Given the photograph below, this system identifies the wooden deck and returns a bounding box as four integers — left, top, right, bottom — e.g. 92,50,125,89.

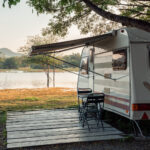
7,109,125,149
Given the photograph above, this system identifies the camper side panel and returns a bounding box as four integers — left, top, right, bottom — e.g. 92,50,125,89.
94,47,130,117
93,29,130,117
130,43,150,120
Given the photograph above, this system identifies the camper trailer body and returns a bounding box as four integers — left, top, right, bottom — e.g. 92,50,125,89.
78,28,150,121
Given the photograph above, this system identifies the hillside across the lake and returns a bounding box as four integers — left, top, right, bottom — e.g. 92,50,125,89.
0,48,23,58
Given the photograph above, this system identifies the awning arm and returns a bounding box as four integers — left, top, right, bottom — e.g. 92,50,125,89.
50,63,88,79
46,54,116,81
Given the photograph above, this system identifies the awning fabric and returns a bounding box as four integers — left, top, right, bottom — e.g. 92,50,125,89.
30,32,114,56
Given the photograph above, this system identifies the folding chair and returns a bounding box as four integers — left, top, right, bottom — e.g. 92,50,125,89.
80,93,105,131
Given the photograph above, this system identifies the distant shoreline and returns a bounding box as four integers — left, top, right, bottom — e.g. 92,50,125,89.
0,68,79,73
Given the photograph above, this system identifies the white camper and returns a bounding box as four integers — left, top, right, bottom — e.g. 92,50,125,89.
30,27,150,122
78,27,150,121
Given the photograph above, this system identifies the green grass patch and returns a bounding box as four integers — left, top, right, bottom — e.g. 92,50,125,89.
19,97,39,101
0,111,7,149
0,111,6,125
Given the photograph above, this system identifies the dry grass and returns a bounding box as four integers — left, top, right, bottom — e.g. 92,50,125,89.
0,88,77,111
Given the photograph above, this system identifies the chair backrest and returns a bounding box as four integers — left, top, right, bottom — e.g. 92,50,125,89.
87,93,105,103
78,88,92,94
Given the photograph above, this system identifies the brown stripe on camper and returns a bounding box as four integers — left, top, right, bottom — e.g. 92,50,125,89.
105,95,129,103
105,98,130,110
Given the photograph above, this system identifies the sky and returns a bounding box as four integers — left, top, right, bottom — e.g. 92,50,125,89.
0,1,87,53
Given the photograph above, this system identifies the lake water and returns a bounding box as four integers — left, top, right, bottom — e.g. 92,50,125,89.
0,72,78,89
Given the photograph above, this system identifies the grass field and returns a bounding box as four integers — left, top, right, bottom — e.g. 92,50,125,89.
0,88,77,111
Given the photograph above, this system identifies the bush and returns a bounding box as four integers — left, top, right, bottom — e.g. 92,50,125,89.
3,57,19,69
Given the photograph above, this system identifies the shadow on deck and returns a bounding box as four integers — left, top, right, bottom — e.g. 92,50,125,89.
6,109,125,149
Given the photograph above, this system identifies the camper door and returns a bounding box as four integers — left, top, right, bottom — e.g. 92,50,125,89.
89,48,95,91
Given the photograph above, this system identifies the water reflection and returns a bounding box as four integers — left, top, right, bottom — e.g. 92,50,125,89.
0,72,77,89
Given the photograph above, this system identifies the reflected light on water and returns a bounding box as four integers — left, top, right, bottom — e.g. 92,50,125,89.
0,72,77,89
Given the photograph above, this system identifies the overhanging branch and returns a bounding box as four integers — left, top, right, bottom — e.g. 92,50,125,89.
81,0,150,32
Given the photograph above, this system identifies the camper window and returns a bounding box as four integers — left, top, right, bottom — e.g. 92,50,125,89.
81,57,88,75
112,49,127,70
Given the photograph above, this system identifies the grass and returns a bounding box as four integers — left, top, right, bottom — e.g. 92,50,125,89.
0,111,7,149
19,97,39,101
0,88,78,111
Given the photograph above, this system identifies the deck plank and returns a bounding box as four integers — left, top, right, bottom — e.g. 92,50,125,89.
7,109,125,149
8,130,122,143
7,121,112,131
7,109,77,116
6,121,111,130
7,135,123,148
7,128,119,139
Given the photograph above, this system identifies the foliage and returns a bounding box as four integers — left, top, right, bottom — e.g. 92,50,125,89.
63,53,81,68
0,53,81,70
19,34,58,54
30,63,44,69
2,57,19,69
0,111,7,149
20,97,39,101
0,57,4,68
13,56,29,68
27,55,59,66
18,33,60,87
27,55,62,72
3,0,150,36
0,56,29,69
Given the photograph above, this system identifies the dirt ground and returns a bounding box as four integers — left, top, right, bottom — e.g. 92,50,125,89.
8,139,150,150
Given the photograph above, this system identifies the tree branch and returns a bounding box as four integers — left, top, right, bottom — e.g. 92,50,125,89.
119,9,150,16
81,0,150,32
132,0,150,1
115,3,150,8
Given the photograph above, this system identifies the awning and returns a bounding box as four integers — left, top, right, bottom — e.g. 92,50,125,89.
30,32,115,56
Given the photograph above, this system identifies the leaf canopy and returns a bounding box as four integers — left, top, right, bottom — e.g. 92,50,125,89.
3,0,150,35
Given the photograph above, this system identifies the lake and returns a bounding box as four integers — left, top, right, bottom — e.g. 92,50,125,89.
0,72,78,89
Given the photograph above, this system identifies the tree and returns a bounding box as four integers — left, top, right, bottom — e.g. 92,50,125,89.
19,34,60,88
3,0,150,36
27,55,60,88
3,57,19,69
63,53,81,68
19,34,58,54
0,56,4,69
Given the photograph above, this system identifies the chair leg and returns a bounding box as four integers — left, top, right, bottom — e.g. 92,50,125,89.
80,101,104,131
78,97,80,112
97,103,104,130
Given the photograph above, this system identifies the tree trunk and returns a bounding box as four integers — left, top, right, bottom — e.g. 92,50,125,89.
82,0,150,32
47,65,50,88
53,66,55,87
53,53,55,87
